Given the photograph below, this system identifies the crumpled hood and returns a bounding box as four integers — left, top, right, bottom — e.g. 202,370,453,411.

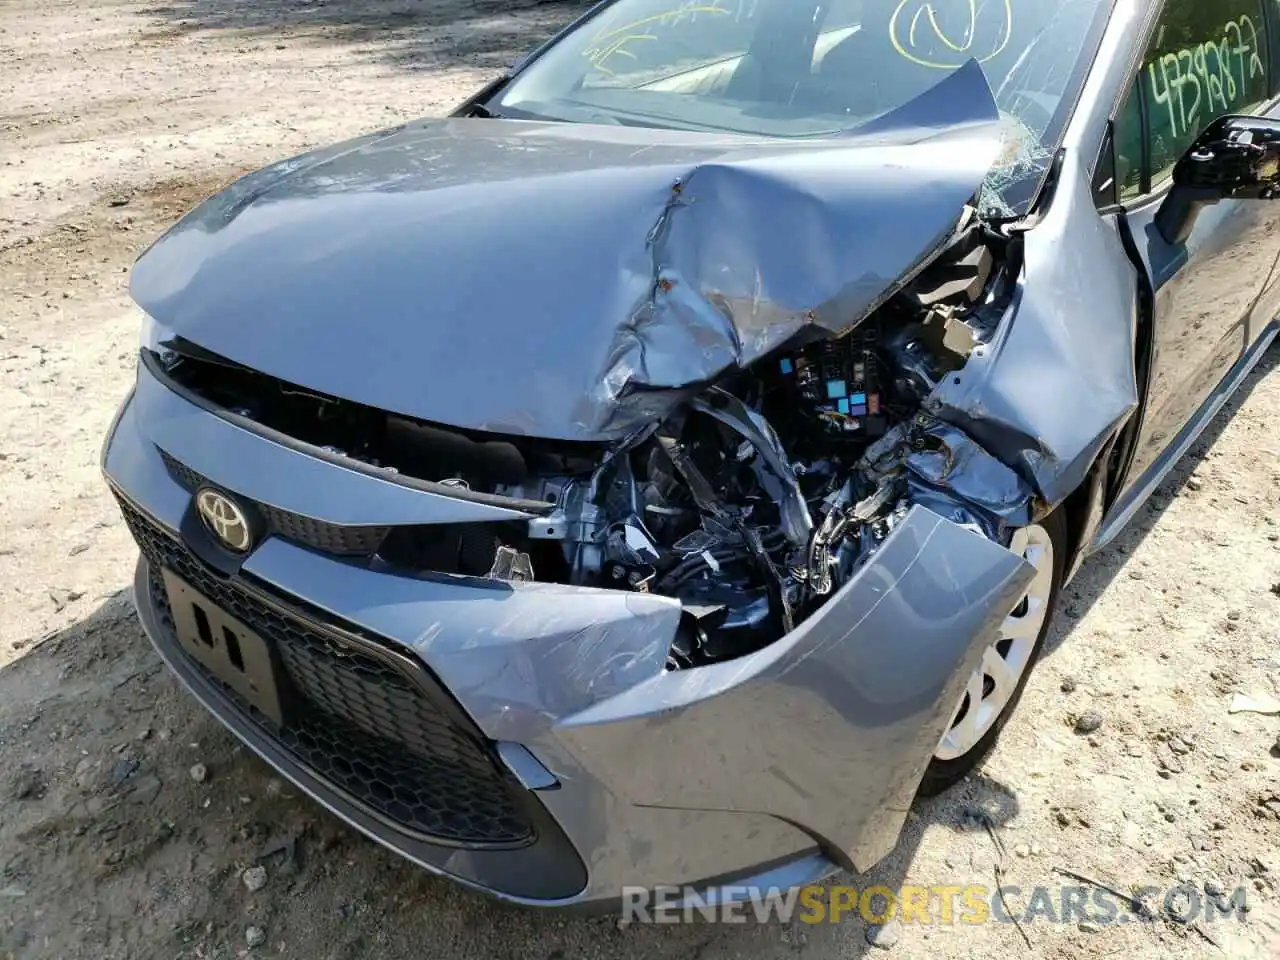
132,62,1003,441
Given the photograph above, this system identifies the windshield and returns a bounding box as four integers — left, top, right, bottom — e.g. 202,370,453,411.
493,0,1114,216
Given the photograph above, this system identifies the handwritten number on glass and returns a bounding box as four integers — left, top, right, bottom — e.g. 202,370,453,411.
1146,15,1267,144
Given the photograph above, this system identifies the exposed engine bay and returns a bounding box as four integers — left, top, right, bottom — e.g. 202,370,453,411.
491,214,1010,669
154,210,1024,670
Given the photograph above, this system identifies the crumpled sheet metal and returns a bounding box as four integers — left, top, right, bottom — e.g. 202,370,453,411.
131,63,1003,442
925,151,1141,510
904,420,1038,529
859,418,1036,533
591,60,1006,433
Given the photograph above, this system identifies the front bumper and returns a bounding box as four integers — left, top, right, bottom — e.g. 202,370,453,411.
103,359,1034,906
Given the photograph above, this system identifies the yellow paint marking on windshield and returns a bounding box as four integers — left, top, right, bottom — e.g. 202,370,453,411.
588,5,730,45
890,0,1013,69
582,3,732,72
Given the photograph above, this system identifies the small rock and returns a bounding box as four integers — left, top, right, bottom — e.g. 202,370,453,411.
866,919,901,950
1060,677,1077,693
136,727,151,741
1128,568,1145,580
1055,810,1072,827
1186,477,1203,491
10,766,44,800
106,195,131,208
128,774,162,804
1078,920,1101,933
1164,811,1176,823
68,542,89,556
1030,842,1042,857
245,925,266,949
242,866,268,892
1205,878,1225,897
1271,583,1280,597
1227,610,1241,621
189,763,208,784
110,758,139,786
1014,843,1031,858
781,923,807,949
1074,711,1104,734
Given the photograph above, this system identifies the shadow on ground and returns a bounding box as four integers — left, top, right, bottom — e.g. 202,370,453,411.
142,0,588,72
3,345,1275,958
0,593,1025,959
1042,343,1280,660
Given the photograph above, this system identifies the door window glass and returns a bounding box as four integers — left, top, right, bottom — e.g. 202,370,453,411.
1115,0,1271,200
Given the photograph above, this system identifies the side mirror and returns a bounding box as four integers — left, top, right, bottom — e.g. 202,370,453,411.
1155,115,1280,245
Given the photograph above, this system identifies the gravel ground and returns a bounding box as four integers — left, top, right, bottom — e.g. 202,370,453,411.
2,1,1279,958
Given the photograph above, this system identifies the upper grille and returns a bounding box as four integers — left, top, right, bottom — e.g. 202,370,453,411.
159,449,389,557
117,494,534,846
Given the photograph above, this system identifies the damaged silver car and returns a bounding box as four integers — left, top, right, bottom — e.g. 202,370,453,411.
103,0,1280,904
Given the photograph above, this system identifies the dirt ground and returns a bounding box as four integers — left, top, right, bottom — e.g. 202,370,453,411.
2,0,1279,957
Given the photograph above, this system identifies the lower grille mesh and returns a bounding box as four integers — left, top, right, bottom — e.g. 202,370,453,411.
118,495,533,846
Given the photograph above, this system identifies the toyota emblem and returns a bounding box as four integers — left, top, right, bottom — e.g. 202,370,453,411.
195,488,253,553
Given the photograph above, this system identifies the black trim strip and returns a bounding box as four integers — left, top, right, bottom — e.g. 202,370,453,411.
140,348,557,516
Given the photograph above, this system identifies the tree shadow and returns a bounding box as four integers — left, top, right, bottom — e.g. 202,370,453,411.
141,0,588,73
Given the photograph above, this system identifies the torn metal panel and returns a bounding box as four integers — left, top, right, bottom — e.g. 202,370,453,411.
925,152,1141,509
903,420,1038,530
131,65,1003,442
553,505,1034,871
598,62,1005,429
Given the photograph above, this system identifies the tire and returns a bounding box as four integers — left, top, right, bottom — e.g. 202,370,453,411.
917,508,1067,797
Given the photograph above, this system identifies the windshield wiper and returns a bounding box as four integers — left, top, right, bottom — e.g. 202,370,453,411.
468,103,507,120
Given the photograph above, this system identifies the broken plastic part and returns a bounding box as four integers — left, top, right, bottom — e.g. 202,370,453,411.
487,546,535,583
691,388,812,549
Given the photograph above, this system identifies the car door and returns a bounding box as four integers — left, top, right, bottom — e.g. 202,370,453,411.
1113,0,1280,488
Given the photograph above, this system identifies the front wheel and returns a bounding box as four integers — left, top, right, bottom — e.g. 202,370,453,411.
918,509,1066,797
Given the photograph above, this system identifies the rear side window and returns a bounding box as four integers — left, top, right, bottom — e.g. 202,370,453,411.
1115,0,1272,200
